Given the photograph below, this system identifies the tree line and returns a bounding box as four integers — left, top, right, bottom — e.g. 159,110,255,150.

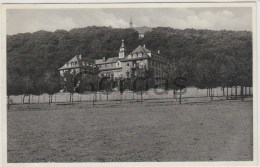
7,26,252,103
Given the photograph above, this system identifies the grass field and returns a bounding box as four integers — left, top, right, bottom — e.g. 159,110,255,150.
7,97,253,162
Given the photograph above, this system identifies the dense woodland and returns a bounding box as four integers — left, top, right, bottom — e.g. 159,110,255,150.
7,26,252,102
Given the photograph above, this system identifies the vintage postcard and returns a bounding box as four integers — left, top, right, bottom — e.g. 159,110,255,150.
1,2,257,167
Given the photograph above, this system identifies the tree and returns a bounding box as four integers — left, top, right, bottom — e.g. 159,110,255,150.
7,72,23,107
62,71,75,103
7,72,23,97
99,76,113,101
133,77,148,103
33,77,45,103
7,26,252,99
21,75,34,104
74,71,99,107
43,72,60,105
162,59,178,99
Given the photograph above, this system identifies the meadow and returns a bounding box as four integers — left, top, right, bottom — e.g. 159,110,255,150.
7,96,253,162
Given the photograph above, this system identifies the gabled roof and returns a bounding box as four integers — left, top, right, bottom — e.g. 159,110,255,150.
130,45,151,54
59,55,82,70
59,55,96,70
95,57,119,65
119,45,151,61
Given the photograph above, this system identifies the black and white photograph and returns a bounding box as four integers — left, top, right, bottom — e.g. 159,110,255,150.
2,2,257,166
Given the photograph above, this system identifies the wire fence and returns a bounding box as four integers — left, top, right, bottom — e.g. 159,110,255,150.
8,86,252,104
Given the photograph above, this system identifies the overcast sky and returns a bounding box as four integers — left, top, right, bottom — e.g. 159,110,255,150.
7,7,252,35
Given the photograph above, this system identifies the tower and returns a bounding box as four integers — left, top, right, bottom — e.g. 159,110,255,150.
119,39,125,58
129,17,133,29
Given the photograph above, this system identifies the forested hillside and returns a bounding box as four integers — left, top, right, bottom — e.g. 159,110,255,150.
142,27,252,88
7,26,252,96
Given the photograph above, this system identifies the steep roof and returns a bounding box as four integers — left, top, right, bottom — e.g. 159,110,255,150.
59,55,82,70
59,55,96,70
95,57,119,65
130,45,151,54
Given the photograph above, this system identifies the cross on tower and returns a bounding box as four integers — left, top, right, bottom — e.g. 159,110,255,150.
129,17,133,29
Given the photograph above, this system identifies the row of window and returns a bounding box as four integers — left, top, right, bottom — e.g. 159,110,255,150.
153,69,164,77
62,68,78,74
98,60,163,69
128,52,144,59
99,63,116,69
149,60,164,68
82,62,95,67
153,54,166,62
62,68,97,74
67,61,78,67
67,61,97,68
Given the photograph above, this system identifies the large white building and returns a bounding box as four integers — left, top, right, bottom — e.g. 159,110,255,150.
58,39,168,84
58,55,98,77
95,40,168,83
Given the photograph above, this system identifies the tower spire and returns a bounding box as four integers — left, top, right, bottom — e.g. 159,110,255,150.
119,39,125,58
129,17,133,29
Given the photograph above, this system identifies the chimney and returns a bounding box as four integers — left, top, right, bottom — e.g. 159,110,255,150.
143,44,146,48
79,54,82,59
103,57,106,62
158,50,160,54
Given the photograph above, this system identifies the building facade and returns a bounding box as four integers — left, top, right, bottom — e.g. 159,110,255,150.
58,55,98,77
95,40,168,83
59,40,168,84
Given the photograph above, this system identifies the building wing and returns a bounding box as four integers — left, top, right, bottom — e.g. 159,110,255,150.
95,57,119,65
58,55,83,70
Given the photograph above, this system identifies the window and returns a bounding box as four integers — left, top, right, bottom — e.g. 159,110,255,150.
105,64,107,67
111,64,113,67
127,63,129,66
75,61,77,65
71,62,73,66
66,63,69,66
118,62,119,66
